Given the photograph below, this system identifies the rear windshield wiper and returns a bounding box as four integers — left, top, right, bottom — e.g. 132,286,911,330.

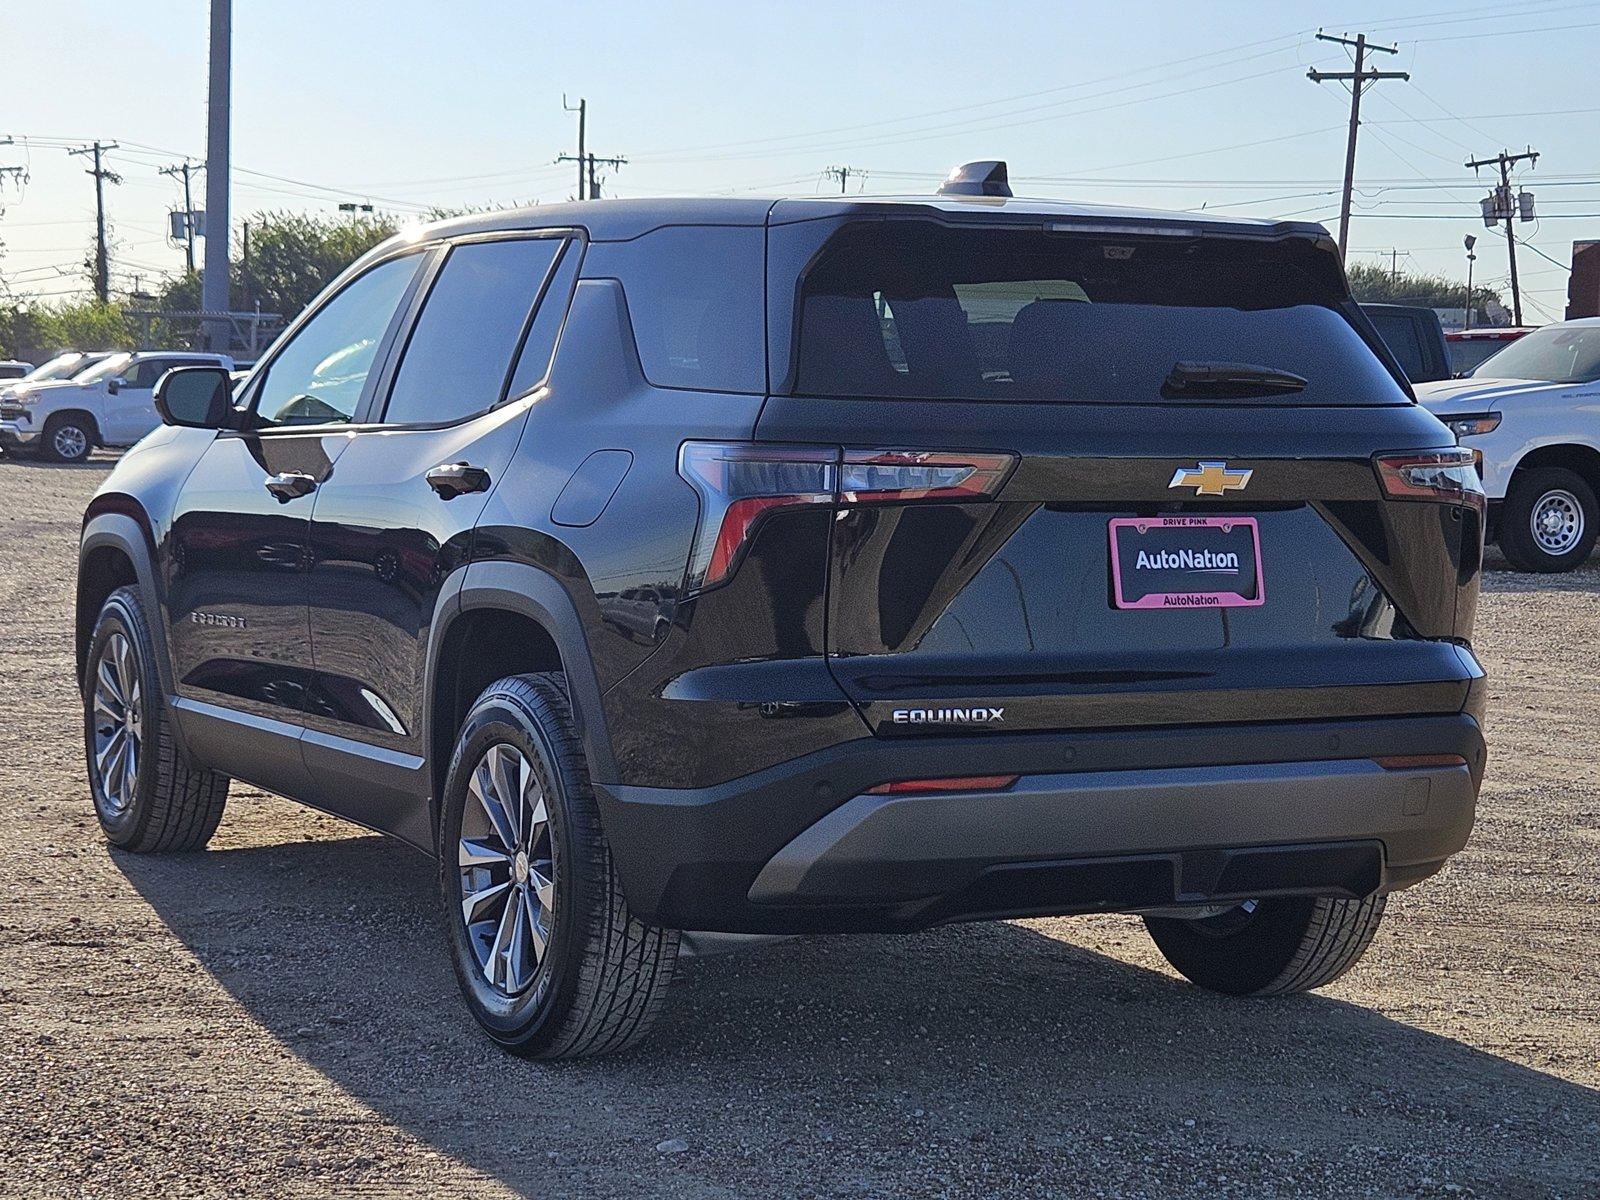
1162,360,1309,397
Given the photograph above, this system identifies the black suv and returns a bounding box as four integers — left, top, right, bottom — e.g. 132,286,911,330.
77,163,1488,1058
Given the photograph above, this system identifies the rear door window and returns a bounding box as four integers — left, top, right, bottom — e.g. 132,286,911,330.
382,236,564,425
507,238,583,395
790,220,1405,405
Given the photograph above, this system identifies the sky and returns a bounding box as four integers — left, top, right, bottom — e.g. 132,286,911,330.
3,0,1598,321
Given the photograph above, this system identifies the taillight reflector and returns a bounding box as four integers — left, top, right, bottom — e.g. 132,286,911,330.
1372,754,1467,770
867,775,1019,795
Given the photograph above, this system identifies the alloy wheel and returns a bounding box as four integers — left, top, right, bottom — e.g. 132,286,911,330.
1531,488,1584,556
53,424,89,460
91,631,142,815
458,743,556,995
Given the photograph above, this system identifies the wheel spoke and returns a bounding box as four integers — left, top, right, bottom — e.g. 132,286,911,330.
485,890,519,988
488,745,524,847
529,865,555,914
524,789,548,847
469,759,516,849
524,888,548,963
458,837,511,868
97,658,124,708
122,734,138,795
505,889,530,989
97,726,124,782
113,637,136,708
461,878,512,925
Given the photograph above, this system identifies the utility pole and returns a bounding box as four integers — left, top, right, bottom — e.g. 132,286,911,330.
583,152,626,200
824,166,864,194
201,0,232,351
1307,31,1409,259
67,142,121,303
241,220,252,312
559,149,625,201
563,96,586,200
1468,147,1539,326
160,159,200,274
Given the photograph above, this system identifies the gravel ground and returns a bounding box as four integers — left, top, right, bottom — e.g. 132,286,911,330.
1,453,1596,1200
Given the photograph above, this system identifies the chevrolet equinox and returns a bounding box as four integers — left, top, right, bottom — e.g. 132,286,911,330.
77,162,1488,1058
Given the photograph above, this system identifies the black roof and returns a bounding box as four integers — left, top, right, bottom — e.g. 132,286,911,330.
394,194,1334,247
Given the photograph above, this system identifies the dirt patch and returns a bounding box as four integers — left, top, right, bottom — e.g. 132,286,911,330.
1,455,1595,1198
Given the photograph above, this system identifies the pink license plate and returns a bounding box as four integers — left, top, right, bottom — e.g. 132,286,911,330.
1108,516,1265,610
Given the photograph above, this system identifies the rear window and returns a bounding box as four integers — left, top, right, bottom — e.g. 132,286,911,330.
791,221,1405,405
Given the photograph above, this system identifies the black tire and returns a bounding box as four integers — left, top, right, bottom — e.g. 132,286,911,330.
1498,466,1599,573
84,586,229,852
41,412,95,463
438,672,678,1058
1144,894,1386,996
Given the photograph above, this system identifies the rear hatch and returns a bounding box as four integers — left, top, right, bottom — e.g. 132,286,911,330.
755,210,1484,736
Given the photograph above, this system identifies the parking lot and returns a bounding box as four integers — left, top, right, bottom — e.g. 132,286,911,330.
1,453,1595,1199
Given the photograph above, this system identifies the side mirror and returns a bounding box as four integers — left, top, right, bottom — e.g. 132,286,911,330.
154,366,233,430
106,379,120,395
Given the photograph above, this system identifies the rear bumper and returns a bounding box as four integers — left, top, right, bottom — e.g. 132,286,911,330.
594,711,1486,933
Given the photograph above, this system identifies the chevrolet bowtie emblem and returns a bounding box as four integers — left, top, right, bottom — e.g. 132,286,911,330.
1169,461,1252,497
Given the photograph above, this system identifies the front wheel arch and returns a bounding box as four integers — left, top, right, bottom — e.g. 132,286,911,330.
41,409,100,459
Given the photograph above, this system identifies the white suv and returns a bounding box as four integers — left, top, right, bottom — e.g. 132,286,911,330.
0,350,232,462
1416,317,1600,572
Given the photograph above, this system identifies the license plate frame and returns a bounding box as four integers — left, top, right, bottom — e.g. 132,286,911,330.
1108,515,1265,610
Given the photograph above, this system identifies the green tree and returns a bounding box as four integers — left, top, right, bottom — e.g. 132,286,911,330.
1347,262,1502,316
0,299,134,361
158,211,400,324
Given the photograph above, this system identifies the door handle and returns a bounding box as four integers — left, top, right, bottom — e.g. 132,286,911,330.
426,462,491,500
264,471,318,503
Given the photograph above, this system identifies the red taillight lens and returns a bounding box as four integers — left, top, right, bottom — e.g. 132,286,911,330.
866,775,1019,795
678,443,1016,591
678,443,837,590
1373,448,1486,512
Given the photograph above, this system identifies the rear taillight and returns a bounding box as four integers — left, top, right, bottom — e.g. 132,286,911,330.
679,442,1016,590
1373,448,1486,512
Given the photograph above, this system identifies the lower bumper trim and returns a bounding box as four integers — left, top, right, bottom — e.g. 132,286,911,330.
749,758,1473,908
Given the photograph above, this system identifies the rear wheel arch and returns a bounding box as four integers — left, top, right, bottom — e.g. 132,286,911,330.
426,563,617,843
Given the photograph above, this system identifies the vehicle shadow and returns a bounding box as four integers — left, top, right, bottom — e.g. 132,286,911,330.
117,833,1600,1198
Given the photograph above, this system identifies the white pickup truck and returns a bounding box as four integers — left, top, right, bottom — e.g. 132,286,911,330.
0,350,232,462
1417,317,1600,572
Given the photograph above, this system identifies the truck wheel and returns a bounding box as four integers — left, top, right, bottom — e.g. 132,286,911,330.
42,413,95,462
85,586,230,851
1499,467,1598,572
1144,895,1386,996
438,671,678,1058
